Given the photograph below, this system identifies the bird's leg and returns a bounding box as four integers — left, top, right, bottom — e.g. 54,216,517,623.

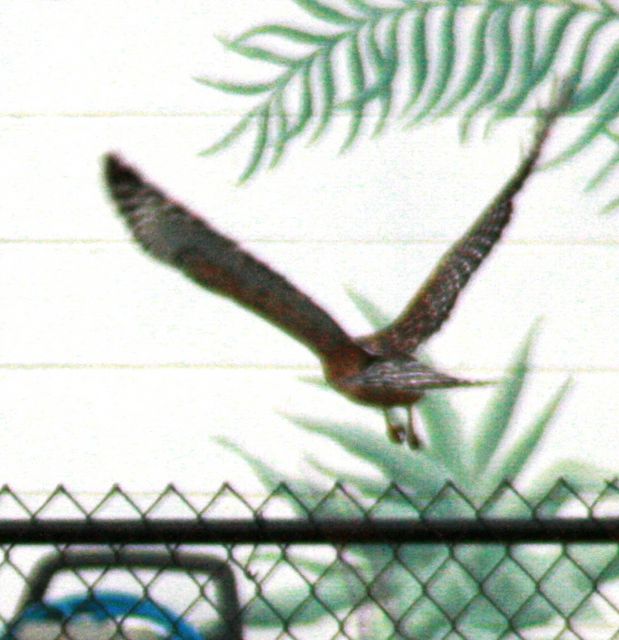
405,406,421,449
383,408,405,445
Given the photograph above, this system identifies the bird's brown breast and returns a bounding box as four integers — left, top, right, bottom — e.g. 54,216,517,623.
322,345,371,383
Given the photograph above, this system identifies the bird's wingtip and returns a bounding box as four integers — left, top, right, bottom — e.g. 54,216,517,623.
102,152,141,188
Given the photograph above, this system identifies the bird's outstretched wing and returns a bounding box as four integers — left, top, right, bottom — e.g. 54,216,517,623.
104,155,361,360
361,96,566,356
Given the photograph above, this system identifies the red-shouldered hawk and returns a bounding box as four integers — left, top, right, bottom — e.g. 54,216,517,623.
104,97,564,448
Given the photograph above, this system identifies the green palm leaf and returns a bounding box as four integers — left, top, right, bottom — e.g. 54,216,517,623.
218,312,614,637
438,3,494,116
417,392,469,484
497,4,579,116
562,17,613,110
286,415,449,491
286,61,314,141
199,112,255,156
291,0,361,25
402,4,430,114
471,322,539,477
460,3,515,138
220,36,300,67
344,286,391,328
304,456,401,497
213,436,326,510
311,47,336,141
368,14,400,135
485,378,573,488
239,104,271,182
194,78,276,95
341,30,366,150
214,436,283,488
234,24,335,46
409,1,458,122
586,147,619,190
548,81,619,167
602,194,619,213
270,93,288,168
494,1,538,115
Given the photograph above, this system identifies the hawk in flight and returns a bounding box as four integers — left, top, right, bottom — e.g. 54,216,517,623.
104,100,563,448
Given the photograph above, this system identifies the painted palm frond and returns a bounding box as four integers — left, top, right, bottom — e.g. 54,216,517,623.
198,0,619,208
216,357,610,638
217,292,616,636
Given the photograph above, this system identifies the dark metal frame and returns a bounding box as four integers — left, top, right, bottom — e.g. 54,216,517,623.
10,549,243,640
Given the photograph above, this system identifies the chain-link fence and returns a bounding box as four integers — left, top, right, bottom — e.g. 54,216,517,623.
2,481,619,639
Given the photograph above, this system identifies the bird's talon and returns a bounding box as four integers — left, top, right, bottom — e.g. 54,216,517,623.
404,406,422,449
406,429,421,449
386,422,406,444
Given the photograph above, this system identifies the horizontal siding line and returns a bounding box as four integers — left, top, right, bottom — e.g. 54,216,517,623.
0,111,298,118
2,238,619,248
0,362,314,371
0,111,542,120
2,239,128,245
0,363,615,374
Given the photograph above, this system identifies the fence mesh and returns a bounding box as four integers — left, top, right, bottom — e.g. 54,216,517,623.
1,481,619,639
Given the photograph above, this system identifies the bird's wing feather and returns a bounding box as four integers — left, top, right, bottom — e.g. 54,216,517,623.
104,155,359,359
361,94,566,356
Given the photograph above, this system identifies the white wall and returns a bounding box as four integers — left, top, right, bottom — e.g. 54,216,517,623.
1,1,617,492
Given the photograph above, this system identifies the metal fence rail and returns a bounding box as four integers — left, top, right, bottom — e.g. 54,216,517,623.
2,516,619,544
1,481,619,639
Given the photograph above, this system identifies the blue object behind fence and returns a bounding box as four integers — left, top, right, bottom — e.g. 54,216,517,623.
6,591,203,640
